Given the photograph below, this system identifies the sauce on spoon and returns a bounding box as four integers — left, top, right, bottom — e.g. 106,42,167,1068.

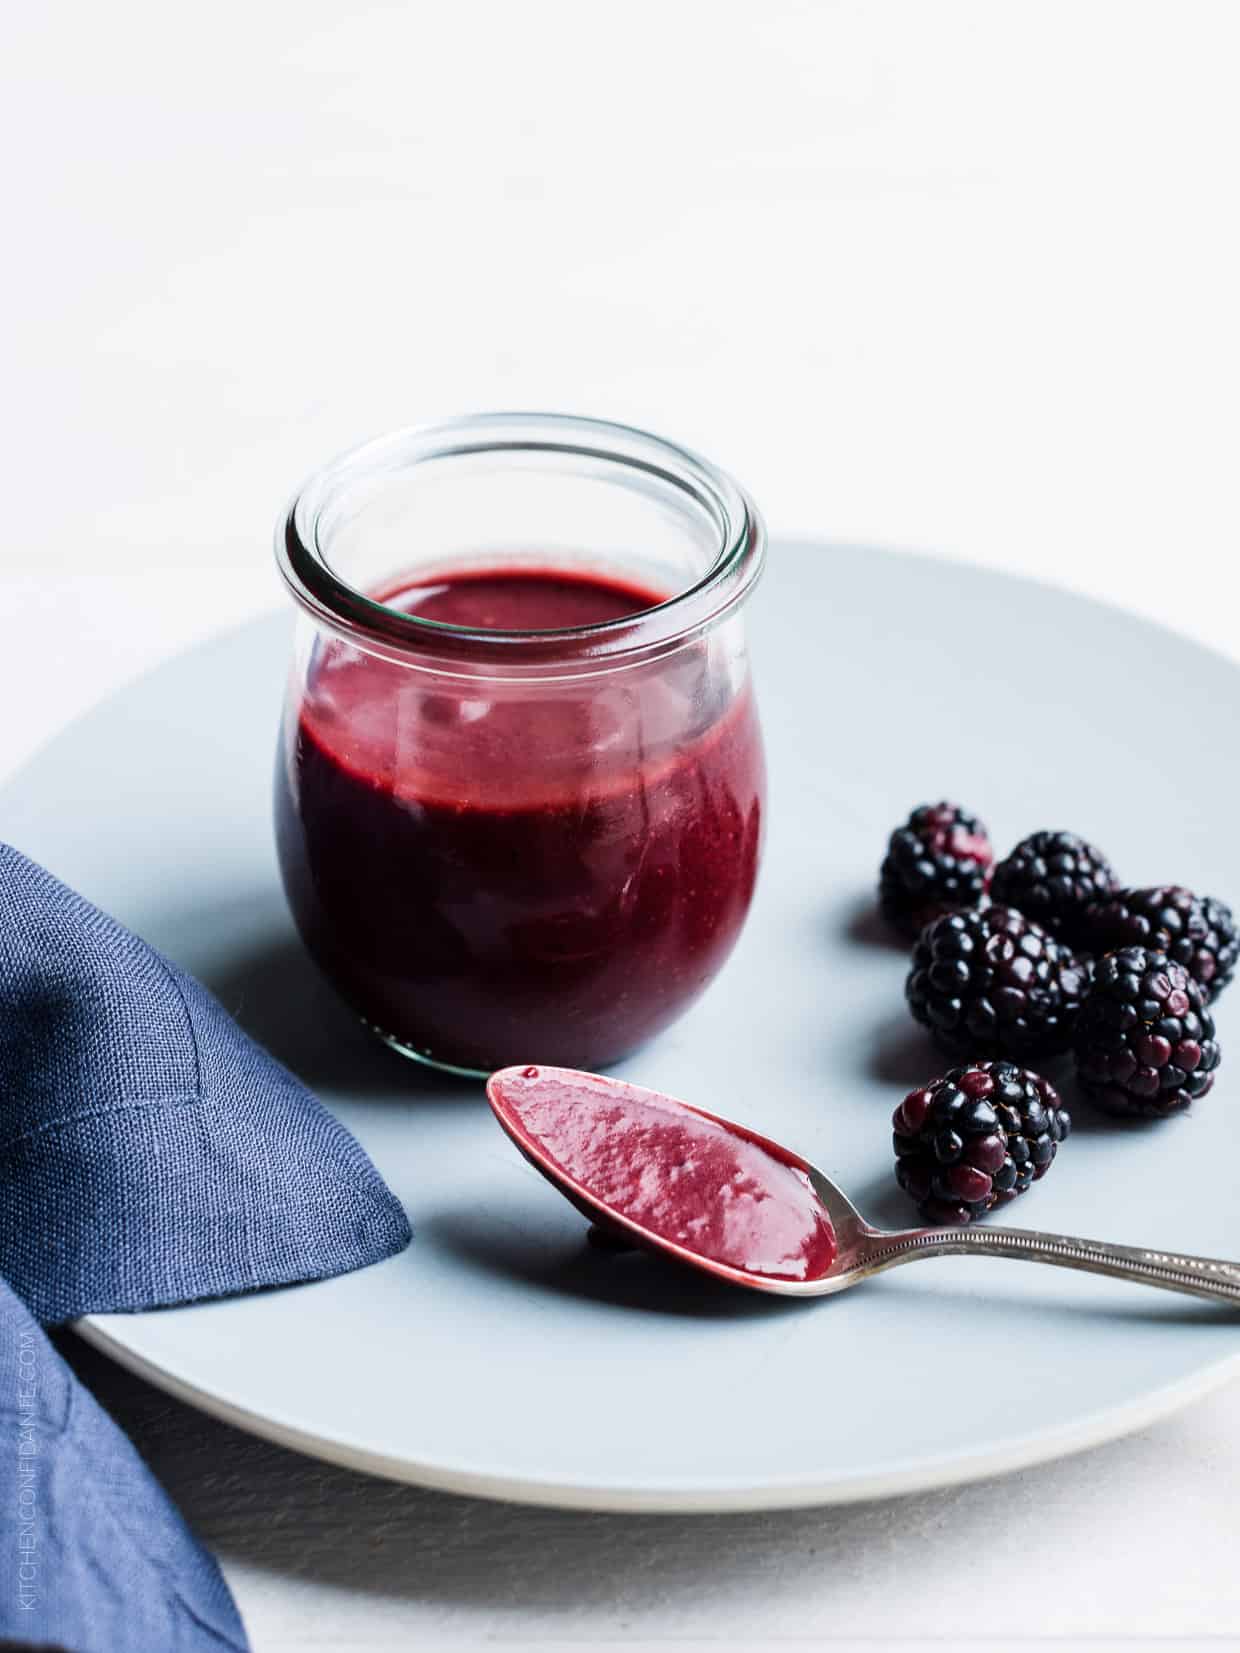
487,1065,837,1282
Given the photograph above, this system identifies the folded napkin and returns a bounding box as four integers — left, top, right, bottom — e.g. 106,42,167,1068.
1,1275,249,1651
0,839,412,1322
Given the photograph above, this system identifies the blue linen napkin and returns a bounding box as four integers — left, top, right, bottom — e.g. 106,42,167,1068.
0,838,412,1322
0,1274,249,1651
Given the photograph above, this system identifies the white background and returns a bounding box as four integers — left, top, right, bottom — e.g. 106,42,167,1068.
4,3,1240,1649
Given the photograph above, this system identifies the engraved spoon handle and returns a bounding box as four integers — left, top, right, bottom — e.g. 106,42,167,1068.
857,1224,1240,1305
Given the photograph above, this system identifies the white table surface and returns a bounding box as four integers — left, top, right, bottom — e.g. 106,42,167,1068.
4,4,1240,1648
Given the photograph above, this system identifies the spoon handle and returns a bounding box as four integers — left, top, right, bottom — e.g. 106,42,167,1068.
859,1224,1240,1305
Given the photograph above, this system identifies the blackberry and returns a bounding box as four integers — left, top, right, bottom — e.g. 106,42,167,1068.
906,905,1090,1061
990,830,1118,944
893,1062,1071,1225
1074,946,1220,1118
878,801,993,936
1081,886,1237,1003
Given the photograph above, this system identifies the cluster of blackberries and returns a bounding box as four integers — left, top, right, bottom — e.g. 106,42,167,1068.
878,803,1231,1224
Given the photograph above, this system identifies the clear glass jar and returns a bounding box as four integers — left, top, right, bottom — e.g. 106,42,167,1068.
273,413,767,1077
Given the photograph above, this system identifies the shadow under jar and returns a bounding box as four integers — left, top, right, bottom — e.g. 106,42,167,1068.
274,413,767,1077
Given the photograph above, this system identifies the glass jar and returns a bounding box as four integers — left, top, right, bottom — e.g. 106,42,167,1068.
273,413,767,1077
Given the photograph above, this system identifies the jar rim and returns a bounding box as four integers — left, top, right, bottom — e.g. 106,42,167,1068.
275,412,765,670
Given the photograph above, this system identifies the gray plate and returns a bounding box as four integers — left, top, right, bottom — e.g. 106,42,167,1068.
4,542,1238,1510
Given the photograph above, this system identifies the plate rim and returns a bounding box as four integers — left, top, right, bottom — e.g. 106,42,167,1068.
73,1315,1240,1511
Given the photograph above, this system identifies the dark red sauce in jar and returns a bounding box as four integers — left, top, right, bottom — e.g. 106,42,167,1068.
487,1065,837,1282
274,567,765,1073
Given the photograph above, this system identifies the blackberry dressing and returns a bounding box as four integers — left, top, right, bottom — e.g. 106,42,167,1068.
275,567,765,1071
488,1065,838,1282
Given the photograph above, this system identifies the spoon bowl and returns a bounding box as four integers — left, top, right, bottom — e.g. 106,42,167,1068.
487,1064,1240,1307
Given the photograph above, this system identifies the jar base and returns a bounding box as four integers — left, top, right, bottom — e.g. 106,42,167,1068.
363,1018,492,1082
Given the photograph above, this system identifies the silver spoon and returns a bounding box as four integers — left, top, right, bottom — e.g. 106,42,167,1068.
487,1064,1240,1306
